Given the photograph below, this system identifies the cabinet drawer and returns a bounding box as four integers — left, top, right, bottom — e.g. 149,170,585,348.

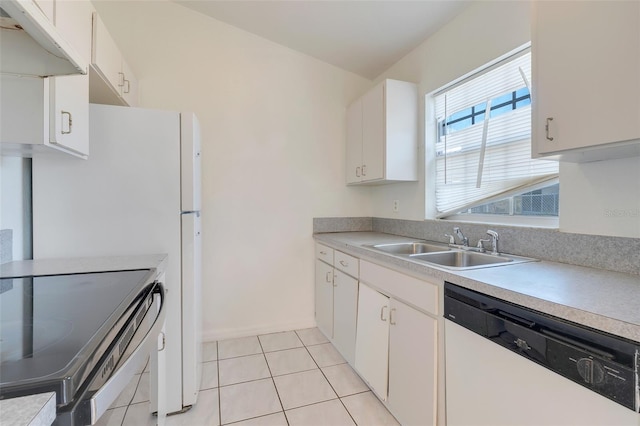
360,260,438,316
335,251,359,278
315,243,334,265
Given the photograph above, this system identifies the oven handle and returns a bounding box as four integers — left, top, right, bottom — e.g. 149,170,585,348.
84,286,166,425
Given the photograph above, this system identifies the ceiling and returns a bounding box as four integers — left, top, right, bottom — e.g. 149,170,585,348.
173,1,471,80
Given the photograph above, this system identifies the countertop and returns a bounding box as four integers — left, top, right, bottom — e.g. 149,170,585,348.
0,254,168,278
0,393,56,426
314,232,640,343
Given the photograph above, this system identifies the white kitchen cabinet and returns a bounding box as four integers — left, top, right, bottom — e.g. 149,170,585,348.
332,269,358,366
0,0,92,158
90,13,139,107
532,0,640,162
346,79,418,184
354,282,390,399
314,258,334,339
0,0,86,77
314,243,359,365
388,299,437,426
46,0,93,158
33,0,54,21
47,75,89,158
355,261,439,426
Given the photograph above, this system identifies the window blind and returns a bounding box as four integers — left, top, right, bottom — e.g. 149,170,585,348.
434,50,559,217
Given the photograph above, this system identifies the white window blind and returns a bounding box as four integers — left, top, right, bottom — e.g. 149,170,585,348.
434,50,559,218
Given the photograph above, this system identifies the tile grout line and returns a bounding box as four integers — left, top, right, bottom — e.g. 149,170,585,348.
256,335,290,426
296,330,360,426
120,370,145,426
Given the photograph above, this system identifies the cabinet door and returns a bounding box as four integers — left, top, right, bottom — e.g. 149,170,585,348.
346,99,363,184
315,259,334,339
354,283,390,400
34,0,54,22
92,13,123,96
48,75,89,157
55,0,92,64
333,270,358,365
361,82,385,181
388,299,437,426
533,1,640,154
48,0,92,158
120,58,139,107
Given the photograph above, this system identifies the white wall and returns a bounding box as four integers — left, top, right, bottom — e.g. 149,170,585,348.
368,0,640,238
560,158,640,237
93,1,372,340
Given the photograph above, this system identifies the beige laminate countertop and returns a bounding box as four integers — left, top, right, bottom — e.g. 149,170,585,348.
314,232,640,343
0,393,56,426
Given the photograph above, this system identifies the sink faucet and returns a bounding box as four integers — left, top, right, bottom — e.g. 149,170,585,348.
486,230,499,255
453,227,469,247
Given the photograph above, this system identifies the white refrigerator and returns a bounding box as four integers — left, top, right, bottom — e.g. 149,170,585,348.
32,103,203,415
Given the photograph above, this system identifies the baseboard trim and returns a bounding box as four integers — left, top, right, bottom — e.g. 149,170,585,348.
202,318,317,342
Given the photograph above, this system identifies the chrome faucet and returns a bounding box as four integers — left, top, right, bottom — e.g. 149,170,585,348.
478,229,499,254
453,227,469,247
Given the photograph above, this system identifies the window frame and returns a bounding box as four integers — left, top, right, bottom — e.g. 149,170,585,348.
424,43,559,228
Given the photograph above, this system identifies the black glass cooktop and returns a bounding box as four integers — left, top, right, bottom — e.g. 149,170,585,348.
0,269,153,403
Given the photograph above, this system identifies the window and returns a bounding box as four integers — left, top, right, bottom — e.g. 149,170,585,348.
465,183,559,216
431,47,559,219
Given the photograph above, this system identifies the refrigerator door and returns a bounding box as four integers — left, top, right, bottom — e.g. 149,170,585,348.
181,211,202,407
180,113,201,212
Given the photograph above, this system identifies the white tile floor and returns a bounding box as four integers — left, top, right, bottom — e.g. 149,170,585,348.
96,328,400,426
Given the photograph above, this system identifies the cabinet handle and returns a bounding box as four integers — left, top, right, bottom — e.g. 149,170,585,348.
356,167,361,177
333,274,338,287
61,111,72,134
319,251,327,255
124,79,131,94
325,271,332,283
339,260,349,267
545,117,554,141
118,72,125,87
380,306,388,321
158,331,166,352
362,164,367,176
390,308,396,325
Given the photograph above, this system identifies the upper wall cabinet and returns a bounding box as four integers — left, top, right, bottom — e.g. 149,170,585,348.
46,0,93,158
0,0,87,77
531,1,640,162
346,79,418,184
1,0,93,159
90,13,139,107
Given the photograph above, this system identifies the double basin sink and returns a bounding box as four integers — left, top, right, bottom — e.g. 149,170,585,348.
364,241,536,270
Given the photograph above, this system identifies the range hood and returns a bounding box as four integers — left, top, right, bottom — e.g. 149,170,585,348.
0,0,87,77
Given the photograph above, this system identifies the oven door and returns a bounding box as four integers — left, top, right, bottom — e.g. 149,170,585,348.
56,282,166,426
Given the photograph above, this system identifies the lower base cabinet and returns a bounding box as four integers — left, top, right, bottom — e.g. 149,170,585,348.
354,283,390,398
332,270,358,365
314,259,334,339
388,298,437,426
355,282,438,426
314,246,359,366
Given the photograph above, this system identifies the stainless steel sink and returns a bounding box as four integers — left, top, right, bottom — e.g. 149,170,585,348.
367,241,451,255
410,250,536,270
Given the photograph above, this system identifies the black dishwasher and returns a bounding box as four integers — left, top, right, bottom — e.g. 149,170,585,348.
444,282,640,412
